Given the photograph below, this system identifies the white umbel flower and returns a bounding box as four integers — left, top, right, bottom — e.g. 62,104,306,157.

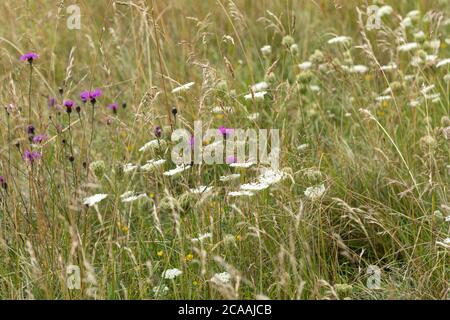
139,139,165,152
304,184,326,200
407,10,420,20
244,91,267,101
141,159,166,171
376,95,392,102
83,194,108,207
163,165,191,176
219,174,241,182
240,182,270,191
436,58,450,68
123,163,138,173
398,42,418,52
189,185,213,194
210,272,231,285
162,268,182,279
298,61,313,70
258,168,285,185
327,36,352,45
251,81,269,92
229,161,255,168
260,45,272,56
171,82,195,94
191,232,212,243
247,112,260,120
344,65,369,74
120,192,148,203
152,285,169,297
376,5,393,18
228,190,255,197
380,63,397,71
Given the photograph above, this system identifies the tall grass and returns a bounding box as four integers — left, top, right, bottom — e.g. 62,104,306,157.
0,0,448,299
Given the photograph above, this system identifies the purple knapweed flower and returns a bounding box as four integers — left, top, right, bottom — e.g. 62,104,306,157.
20,52,39,63
226,155,237,164
0,176,6,189
64,100,74,113
154,126,162,138
89,88,102,104
107,102,118,114
27,125,35,136
48,97,56,108
218,126,234,137
32,134,48,144
23,150,41,165
80,88,102,104
80,90,89,103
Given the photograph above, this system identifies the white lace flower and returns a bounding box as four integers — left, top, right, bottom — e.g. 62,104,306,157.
191,232,212,243
304,184,326,200
219,174,241,182
327,36,352,45
229,162,255,168
398,42,418,52
344,65,368,74
121,192,148,203
298,61,312,70
171,82,195,94
228,190,255,197
258,168,285,185
162,268,182,279
152,284,169,297
436,58,450,68
140,159,166,171
251,81,268,92
247,112,260,120
123,163,138,173
380,63,397,71
376,5,393,18
376,95,392,102
83,194,108,207
139,139,165,152
210,272,231,285
407,10,420,20
244,91,267,100
163,165,191,176
240,182,270,191
260,45,272,56
189,185,213,194
428,39,440,50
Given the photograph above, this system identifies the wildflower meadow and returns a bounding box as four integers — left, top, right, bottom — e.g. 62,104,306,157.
0,0,449,300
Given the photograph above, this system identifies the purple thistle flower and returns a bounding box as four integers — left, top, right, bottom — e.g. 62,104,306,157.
32,134,48,144
89,88,102,104
64,100,74,113
80,89,102,104
80,90,89,103
154,126,162,138
226,155,237,164
64,100,74,107
20,52,39,63
48,97,56,108
218,126,234,137
27,125,35,136
107,102,118,113
23,150,41,165
0,175,6,189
